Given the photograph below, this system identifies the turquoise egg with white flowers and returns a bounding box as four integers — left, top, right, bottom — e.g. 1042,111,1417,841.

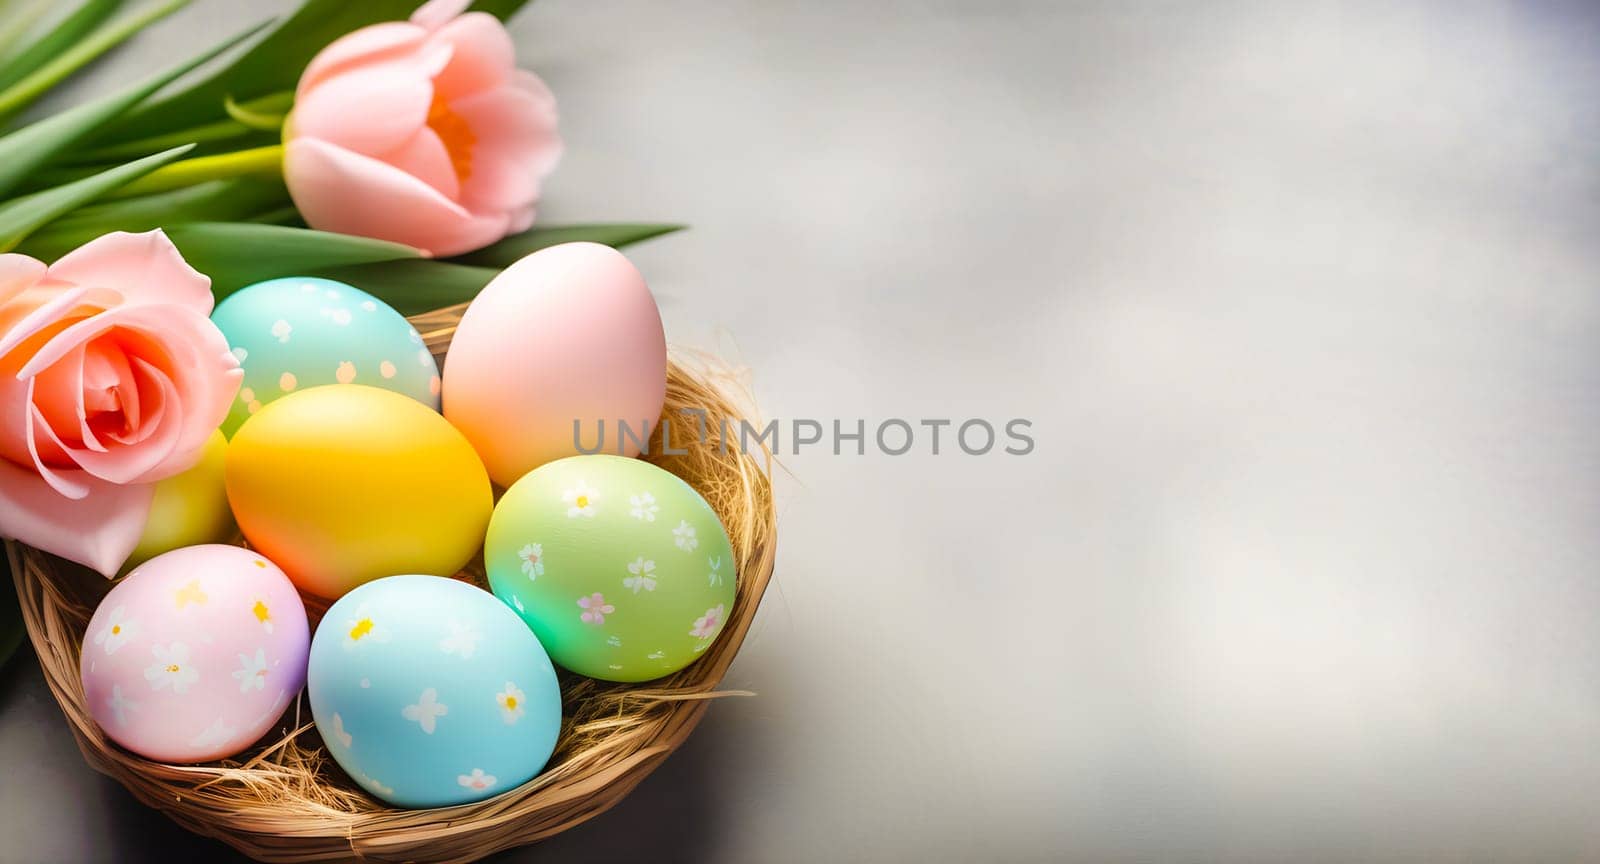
211,277,440,437
306,575,562,808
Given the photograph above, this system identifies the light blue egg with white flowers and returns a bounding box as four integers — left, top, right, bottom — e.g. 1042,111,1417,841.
307,575,562,808
211,277,440,437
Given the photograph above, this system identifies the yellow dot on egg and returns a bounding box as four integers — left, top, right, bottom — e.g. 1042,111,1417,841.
279,372,297,392
254,559,267,569
239,387,255,403
380,360,397,379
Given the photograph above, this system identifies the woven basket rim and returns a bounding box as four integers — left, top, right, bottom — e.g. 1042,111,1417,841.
9,348,776,864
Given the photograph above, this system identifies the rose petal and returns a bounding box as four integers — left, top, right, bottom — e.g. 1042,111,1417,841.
0,286,89,360
293,59,441,159
0,254,46,309
285,138,509,256
46,231,212,314
411,0,472,31
29,344,97,452
428,12,514,100
298,21,428,97
0,455,154,576
24,379,88,499
63,356,183,485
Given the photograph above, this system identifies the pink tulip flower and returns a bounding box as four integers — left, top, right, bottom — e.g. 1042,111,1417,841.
0,231,241,575
284,0,563,257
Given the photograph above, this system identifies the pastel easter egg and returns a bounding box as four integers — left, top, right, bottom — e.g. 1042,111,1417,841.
122,430,236,573
485,455,735,683
80,545,310,763
212,277,439,437
225,385,492,600
307,575,562,808
443,243,667,487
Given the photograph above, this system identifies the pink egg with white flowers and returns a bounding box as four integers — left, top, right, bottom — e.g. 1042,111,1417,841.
80,545,310,763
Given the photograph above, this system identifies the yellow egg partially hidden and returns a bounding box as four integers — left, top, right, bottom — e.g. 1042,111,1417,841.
122,430,235,573
225,385,492,599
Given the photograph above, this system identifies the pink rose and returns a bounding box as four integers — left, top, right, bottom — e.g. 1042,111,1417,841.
0,230,241,576
284,0,562,257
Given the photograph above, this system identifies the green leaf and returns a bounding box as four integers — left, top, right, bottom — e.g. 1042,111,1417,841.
0,0,59,69
13,176,289,260
0,144,193,252
0,0,124,95
311,259,500,316
106,0,535,141
162,223,423,299
71,92,291,164
449,223,687,269
0,0,191,123
0,18,271,199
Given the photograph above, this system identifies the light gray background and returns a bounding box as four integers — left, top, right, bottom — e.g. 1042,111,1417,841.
4,0,1600,861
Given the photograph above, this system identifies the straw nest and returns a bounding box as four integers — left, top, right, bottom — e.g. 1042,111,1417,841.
6,302,776,863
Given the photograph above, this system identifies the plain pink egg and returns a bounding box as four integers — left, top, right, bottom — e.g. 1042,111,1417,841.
79,545,309,763
442,242,667,487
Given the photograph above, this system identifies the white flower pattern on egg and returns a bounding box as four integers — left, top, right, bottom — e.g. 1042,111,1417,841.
496,682,526,724
563,482,598,518
190,717,238,749
402,688,448,734
93,606,137,655
107,685,137,727
628,492,659,522
329,712,353,748
458,769,496,791
145,643,199,694
232,648,270,693
519,543,544,580
707,556,724,587
673,521,698,552
270,319,292,343
624,557,657,594
439,620,481,659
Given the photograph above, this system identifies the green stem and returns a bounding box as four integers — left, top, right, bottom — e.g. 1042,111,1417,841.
0,0,191,121
108,143,283,198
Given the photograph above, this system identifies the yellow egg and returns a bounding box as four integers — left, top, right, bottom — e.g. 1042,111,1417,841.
122,430,236,573
225,385,492,599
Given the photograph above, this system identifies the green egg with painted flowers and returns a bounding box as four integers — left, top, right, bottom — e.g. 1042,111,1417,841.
485,455,736,682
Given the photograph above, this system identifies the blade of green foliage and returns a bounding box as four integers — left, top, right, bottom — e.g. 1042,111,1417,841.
312,259,500,316
14,176,289,260
0,0,191,122
450,223,686,269
0,18,270,198
0,0,59,68
0,144,192,252
0,0,124,94
71,92,292,164
162,223,422,299
106,0,535,141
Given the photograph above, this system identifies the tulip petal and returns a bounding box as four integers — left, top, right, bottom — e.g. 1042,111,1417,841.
0,455,154,576
453,84,563,179
429,12,514,100
411,0,472,31
298,21,428,97
293,60,441,159
47,231,212,314
0,254,46,309
385,126,459,200
508,205,536,234
286,138,509,257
